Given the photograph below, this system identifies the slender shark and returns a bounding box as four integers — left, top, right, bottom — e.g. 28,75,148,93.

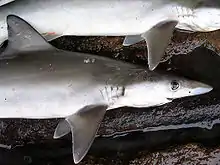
0,0,220,70
0,15,213,163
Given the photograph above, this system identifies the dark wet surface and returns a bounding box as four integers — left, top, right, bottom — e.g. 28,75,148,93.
0,30,220,164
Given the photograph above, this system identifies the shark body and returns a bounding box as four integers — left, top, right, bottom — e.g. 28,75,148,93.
1,0,220,69
0,15,213,163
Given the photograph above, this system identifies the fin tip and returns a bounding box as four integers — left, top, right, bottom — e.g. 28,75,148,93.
73,156,83,164
6,14,20,24
148,61,159,71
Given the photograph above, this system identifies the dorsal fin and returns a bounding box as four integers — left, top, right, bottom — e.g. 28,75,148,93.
0,15,55,59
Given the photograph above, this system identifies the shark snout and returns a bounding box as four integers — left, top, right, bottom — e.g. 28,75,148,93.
191,83,213,96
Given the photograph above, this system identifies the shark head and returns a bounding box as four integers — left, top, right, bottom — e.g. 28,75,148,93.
156,76,213,100
121,71,213,108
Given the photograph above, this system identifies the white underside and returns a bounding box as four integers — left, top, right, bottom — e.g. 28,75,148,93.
0,84,170,119
0,72,171,119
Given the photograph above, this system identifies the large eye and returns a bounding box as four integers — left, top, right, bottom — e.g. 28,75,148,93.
170,80,180,91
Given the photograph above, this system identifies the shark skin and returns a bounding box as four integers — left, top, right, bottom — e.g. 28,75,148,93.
0,15,213,163
1,0,220,70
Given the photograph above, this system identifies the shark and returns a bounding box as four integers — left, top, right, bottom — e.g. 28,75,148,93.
0,0,220,70
0,15,213,163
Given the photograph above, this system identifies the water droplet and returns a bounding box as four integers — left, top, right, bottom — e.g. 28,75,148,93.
84,59,90,63
83,58,96,64
91,58,96,63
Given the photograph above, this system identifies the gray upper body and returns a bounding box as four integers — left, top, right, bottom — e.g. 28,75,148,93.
1,0,220,71
0,14,213,118
0,15,213,164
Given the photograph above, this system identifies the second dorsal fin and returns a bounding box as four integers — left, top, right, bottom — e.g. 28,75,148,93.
0,15,55,59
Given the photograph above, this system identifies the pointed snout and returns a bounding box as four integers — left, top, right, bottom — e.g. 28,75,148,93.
190,82,213,96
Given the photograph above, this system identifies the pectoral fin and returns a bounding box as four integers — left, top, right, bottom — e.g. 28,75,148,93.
54,104,108,164
142,20,178,70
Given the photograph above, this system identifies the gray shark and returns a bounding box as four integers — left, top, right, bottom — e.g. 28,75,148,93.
0,15,213,163
0,0,219,70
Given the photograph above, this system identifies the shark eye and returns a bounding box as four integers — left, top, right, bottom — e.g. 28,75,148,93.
170,80,180,91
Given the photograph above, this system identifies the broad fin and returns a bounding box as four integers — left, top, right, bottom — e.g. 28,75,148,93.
0,15,54,59
143,20,178,70
54,104,108,164
123,35,143,46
